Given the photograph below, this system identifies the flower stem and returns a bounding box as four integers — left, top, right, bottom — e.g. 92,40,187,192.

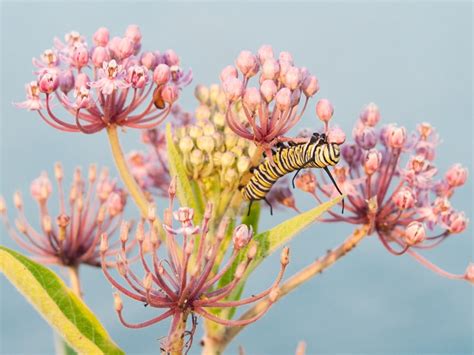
68,265,82,297
205,225,370,353
106,125,149,217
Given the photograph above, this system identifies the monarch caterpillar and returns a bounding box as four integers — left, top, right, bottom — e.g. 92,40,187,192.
241,132,344,215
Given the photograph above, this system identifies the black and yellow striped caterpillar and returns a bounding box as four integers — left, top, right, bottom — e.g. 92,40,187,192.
241,132,344,215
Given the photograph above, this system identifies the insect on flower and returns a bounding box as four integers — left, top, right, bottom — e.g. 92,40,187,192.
295,103,471,282
15,25,192,134
100,182,289,353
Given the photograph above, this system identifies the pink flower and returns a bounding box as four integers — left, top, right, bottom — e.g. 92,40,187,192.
316,99,334,123
93,27,110,46
232,224,253,249
14,81,44,111
445,164,468,187
405,222,426,246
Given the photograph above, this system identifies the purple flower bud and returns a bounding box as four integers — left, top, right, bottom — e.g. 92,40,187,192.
257,44,274,63
223,77,243,102
360,103,380,126
342,144,362,165
302,75,319,97
445,211,468,234
290,88,301,106
260,79,277,103
164,49,180,66
107,36,121,58
127,65,148,89
91,46,110,68
279,51,294,64
243,87,261,112
236,50,258,77
59,69,75,94
354,125,378,150
387,125,407,149
275,88,291,111
93,27,110,46
71,44,89,69
153,64,171,85
232,224,253,250
38,71,59,94
392,186,416,210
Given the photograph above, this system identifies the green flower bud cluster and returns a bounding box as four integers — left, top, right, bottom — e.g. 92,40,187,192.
175,84,257,196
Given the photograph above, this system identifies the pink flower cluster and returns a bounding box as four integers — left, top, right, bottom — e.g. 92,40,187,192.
0,163,127,267
16,25,192,133
220,46,320,159
101,183,288,351
295,103,471,281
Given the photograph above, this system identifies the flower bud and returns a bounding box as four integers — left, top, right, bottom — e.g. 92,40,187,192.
74,73,90,91
247,243,258,260
327,126,346,145
302,75,319,97
173,207,194,224
280,247,290,266
195,105,211,120
143,272,153,291
169,177,177,200
118,37,135,59
316,99,333,123
59,70,75,94
364,149,382,175
354,125,377,150
260,80,277,103
190,149,204,166
221,151,236,167
236,50,258,77
243,87,261,112
261,59,280,80
54,162,63,181
164,49,180,66
387,125,407,149
93,27,110,46
135,221,145,242
446,211,468,234
445,164,468,187
125,25,142,44
284,67,301,90
13,192,23,210
195,85,210,103
140,52,157,70
71,45,89,69
161,84,179,104
179,136,194,153
42,215,52,233
295,170,317,194
404,222,426,246
257,44,274,63
417,122,433,140
127,65,148,89
392,186,416,210
464,263,474,283
38,71,59,94
113,292,123,312
153,64,170,85
220,65,238,83
223,77,243,102
360,103,380,127
30,173,52,202
237,156,251,174
196,135,215,152
119,221,130,244
275,88,291,111
91,46,110,68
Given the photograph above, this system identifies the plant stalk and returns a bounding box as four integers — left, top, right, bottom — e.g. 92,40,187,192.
68,265,82,298
106,125,149,218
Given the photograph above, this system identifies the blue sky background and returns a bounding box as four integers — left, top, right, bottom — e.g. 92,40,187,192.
0,1,472,354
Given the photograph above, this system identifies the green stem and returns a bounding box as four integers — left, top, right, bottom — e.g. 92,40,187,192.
106,125,149,217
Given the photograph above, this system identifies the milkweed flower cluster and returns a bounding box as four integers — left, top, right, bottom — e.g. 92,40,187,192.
220,46,320,159
100,183,288,352
295,103,472,282
0,163,127,267
15,25,192,133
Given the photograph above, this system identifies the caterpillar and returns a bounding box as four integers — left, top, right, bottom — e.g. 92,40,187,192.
241,132,344,215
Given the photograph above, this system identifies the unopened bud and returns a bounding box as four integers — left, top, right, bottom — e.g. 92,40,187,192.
13,192,23,210
280,247,290,266
100,233,109,252
168,176,177,199
316,99,334,123
247,243,258,260
113,293,123,312
119,221,130,243
232,224,253,250
135,221,145,242
464,263,474,283
147,205,156,222
88,164,97,182
237,157,251,174
404,222,426,246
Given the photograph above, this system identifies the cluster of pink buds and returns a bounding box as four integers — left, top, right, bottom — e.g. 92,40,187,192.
220,45,320,159
0,163,127,267
101,182,289,352
294,103,472,282
15,25,192,133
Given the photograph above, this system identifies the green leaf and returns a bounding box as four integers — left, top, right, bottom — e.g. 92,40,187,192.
0,246,124,355
217,195,343,319
166,123,205,222
241,201,261,234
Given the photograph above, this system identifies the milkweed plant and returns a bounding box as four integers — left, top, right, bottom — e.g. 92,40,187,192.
1,25,472,355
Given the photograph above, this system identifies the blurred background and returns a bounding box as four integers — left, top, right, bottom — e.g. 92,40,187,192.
0,2,472,354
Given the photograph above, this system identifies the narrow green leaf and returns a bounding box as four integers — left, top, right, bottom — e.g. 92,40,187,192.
217,195,343,319
241,201,261,234
0,246,124,355
166,123,205,222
